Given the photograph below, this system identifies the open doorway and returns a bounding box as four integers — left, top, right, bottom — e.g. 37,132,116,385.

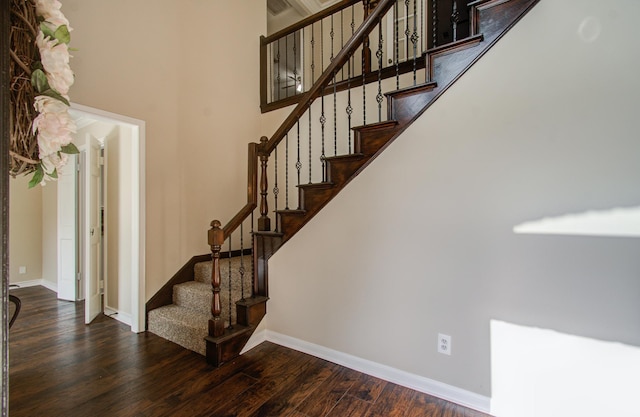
67,104,146,332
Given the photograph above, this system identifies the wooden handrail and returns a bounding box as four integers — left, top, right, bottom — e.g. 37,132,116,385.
220,142,258,240
261,0,396,156
263,0,362,44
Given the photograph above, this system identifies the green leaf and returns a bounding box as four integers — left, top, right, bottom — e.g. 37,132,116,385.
41,89,70,106
28,165,44,188
31,69,49,93
40,22,55,39
60,143,79,154
49,168,58,179
53,25,71,44
32,61,44,71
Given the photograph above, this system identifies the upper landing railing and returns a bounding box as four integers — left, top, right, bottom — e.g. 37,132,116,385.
260,0,470,113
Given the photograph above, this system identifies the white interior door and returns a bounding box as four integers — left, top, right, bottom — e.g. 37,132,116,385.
57,155,77,301
84,135,102,324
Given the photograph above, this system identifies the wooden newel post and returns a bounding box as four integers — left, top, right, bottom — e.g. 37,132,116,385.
208,220,225,337
258,136,271,231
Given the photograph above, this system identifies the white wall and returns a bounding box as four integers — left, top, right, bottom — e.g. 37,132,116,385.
265,0,640,401
63,0,267,299
9,175,43,283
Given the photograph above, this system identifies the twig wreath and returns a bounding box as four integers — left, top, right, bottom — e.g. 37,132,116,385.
10,0,77,187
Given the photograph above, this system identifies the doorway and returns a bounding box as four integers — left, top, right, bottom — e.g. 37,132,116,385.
67,104,146,332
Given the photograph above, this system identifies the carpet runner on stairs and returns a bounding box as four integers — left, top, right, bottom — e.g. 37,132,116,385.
147,256,252,355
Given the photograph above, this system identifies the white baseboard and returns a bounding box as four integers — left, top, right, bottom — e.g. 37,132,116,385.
104,305,132,327
263,330,491,414
10,279,58,292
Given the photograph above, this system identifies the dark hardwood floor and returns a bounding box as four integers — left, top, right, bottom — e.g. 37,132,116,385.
9,286,490,417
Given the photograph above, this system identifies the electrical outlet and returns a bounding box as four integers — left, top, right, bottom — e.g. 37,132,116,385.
19,266,27,274
438,333,451,355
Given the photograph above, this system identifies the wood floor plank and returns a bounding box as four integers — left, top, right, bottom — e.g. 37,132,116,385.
295,365,361,417
8,286,494,417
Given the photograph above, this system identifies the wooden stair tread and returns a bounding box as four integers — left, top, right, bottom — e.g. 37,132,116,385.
324,153,365,162
253,231,284,237
204,324,253,343
298,182,334,190
236,295,269,307
426,34,484,56
352,120,399,132
385,82,437,99
275,209,306,215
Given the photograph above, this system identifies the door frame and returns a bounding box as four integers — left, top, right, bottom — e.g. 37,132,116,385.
70,103,146,333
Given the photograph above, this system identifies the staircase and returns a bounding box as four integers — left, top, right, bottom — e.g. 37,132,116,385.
146,0,539,367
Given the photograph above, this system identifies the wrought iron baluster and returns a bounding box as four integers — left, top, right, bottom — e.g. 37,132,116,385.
412,0,419,85
341,10,345,80
276,40,281,101
285,34,289,95
420,0,424,53
308,103,312,183
362,31,367,126
348,4,355,152
376,16,384,122
296,117,301,207
240,222,245,301
395,0,400,89
320,95,326,182
285,133,289,209
432,0,437,48
227,236,232,329
311,23,315,83
330,14,335,62
250,212,255,297
293,31,298,95
451,1,459,42
321,19,324,74
333,69,337,156
405,0,410,62
273,146,279,230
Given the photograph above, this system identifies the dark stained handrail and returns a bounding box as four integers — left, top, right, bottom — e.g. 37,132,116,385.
260,0,396,156
263,0,362,44
220,142,258,239
214,0,395,243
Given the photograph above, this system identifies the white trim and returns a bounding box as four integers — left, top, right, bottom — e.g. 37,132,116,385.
70,103,146,333
104,306,132,326
10,280,58,292
264,330,491,414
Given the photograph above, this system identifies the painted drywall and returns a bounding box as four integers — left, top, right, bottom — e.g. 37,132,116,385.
41,181,57,288
265,0,640,399
9,175,43,283
63,0,267,299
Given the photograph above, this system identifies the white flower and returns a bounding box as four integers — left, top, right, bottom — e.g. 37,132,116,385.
34,0,72,31
32,95,76,159
41,152,69,176
36,31,74,97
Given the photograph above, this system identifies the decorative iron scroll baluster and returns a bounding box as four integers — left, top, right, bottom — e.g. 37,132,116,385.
276,41,281,101
258,136,271,231
285,133,289,209
420,0,424,53
227,236,233,329
333,70,337,156
432,0,437,48
296,118,301,198
209,220,224,337
293,31,298,95
273,146,279,230
320,95,326,182
330,14,335,62
285,34,289,94
376,16,384,122
250,212,255,297
451,1,459,42
405,0,410,61
362,30,367,126
240,222,245,301
348,4,355,152
412,0,418,84
308,103,312,183
341,10,345,80
395,0,400,89
311,22,315,83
